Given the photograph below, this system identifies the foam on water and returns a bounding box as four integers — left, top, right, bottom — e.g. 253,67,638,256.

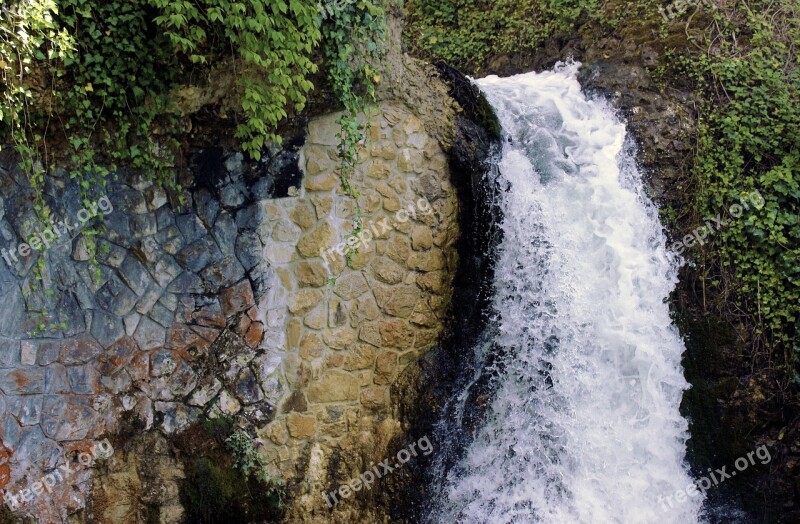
429,63,702,524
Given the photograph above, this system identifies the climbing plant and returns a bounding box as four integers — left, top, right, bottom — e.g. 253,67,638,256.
321,0,386,265
149,0,322,158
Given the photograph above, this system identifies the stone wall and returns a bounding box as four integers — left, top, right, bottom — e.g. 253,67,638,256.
0,90,458,521
260,105,458,523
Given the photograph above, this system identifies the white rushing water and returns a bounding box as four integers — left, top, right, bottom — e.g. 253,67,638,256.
430,63,703,523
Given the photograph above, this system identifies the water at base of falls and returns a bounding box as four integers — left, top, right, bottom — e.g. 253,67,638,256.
427,62,703,524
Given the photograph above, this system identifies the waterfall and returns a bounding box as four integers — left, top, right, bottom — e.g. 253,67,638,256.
427,63,702,524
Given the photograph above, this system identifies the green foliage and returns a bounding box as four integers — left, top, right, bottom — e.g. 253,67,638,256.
0,0,73,212
225,429,284,491
404,0,595,72
149,0,321,158
688,1,800,351
322,0,386,265
0,0,388,293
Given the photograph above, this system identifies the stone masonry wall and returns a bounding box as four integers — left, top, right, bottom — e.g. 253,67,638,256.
0,94,457,522
260,104,458,523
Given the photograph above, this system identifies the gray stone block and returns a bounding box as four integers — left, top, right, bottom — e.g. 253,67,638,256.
0,367,46,394
129,213,158,238
176,213,207,244
90,309,125,347
119,254,154,296
134,316,166,351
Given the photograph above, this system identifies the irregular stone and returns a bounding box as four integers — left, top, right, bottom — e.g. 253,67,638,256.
235,231,262,271
96,336,138,376
67,364,101,394
0,340,21,368
373,283,425,318
18,395,43,425
367,161,391,180
150,302,177,329
286,413,316,439
290,204,316,230
287,289,324,315
136,284,164,315
350,294,380,325
359,322,382,347
234,368,264,405
96,274,138,316
244,321,264,348
176,239,213,273
410,301,439,327
384,235,411,264
44,364,71,394
343,344,376,371
60,336,103,365
0,367,45,394
20,340,37,365
150,350,178,377
90,309,125,347
304,173,337,192
379,319,415,349
299,333,325,361
361,386,388,409
307,113,341,146
156,402,200,435
264,420,289,445
411,225,433,250
329,299,347,328
416,271,447,295
333,272,369,300
264,240,296,264
407,249,447,272
41,395,95,440
311,196,333,219
218,390,241,415
176,213,207,244
200,255,246,291
188,377,222,407
296,260,328,288
371,257,405,285
323,327,356,350
303,305,327,330
134,317,166,351
374,351,399,385
297,221,335,258
151,255,183,288
129,213,158,238
286,318,302,349
272,221,302,243
221,280,255,317
167,272,204,294
306,370,359,403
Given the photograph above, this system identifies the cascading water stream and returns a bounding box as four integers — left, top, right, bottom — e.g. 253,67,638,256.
427,63,703,524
